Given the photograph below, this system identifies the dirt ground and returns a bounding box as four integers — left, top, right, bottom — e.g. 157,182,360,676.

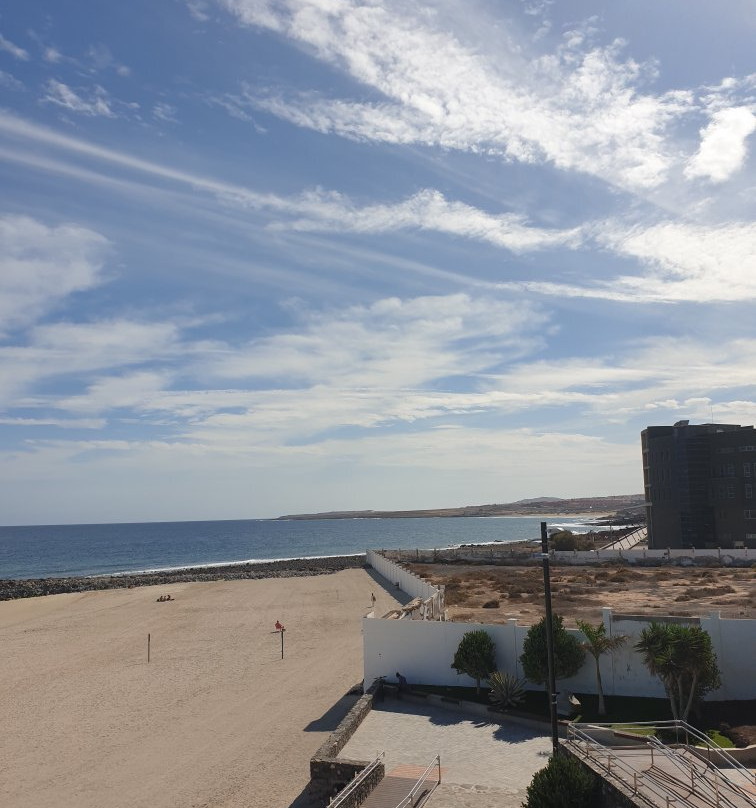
408,560,755,626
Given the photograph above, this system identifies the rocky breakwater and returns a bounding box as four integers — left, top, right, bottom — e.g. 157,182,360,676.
0,555,367,601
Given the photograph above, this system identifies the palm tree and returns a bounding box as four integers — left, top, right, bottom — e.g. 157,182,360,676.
634,622,721,722
576,619,627,717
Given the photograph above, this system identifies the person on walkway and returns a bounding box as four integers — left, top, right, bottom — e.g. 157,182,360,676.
396,671,408,697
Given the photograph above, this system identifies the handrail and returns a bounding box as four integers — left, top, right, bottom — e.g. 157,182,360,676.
575,720,755,788
394,754,441,808
599,525,647,551
328,753,385,808
568,720,756,808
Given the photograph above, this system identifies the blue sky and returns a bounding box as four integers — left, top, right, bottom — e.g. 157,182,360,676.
1,1,755,525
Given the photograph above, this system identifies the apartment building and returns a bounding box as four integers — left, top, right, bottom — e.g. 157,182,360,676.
642,420,756,549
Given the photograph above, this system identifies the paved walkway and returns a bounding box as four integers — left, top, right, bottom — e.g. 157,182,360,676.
338,698,552,808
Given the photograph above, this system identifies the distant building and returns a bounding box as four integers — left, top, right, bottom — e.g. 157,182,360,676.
642,420,756,549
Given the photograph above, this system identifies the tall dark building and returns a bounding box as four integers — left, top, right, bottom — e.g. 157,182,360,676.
642,421,756,549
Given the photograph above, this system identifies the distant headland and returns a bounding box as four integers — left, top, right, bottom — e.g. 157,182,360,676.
277,494,645,521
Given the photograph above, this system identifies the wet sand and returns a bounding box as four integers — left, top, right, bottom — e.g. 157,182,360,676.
0,568,398,808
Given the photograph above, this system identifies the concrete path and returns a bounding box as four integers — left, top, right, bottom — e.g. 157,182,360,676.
338,698,552,808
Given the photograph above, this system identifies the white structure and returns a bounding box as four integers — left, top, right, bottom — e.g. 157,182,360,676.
364,553,756,701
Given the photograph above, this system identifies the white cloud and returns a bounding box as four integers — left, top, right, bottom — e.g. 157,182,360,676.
502,218,756,303
153,102,178,123
0,215,110,335
599,220,756,302
0,70,23,90
42,80,116,117
0,416,105,429
0,319,185,408
0,113,578,257
220,1,692,188
57,371,174,414
273,188,581,252
43,46,63,63
685,106,756,182
0,31,29,60
186,0,212,21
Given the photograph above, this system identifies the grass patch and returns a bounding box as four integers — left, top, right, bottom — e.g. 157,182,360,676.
706,730,735,748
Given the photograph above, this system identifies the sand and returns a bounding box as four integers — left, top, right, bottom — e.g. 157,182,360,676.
0,568,399,808
408,562,755,625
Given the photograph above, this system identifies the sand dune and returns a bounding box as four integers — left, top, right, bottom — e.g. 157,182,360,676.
0,569,396,808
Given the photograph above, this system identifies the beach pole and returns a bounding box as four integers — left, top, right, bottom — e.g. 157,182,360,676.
148,633,151,663
281,627,285,659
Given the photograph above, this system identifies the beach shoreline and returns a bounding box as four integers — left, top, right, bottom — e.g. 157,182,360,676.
0,554,366,601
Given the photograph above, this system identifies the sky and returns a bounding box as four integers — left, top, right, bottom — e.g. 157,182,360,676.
1,1,755,525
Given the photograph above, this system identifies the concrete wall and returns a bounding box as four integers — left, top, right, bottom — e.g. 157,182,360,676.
381,546,753,566
363,609,756,701
366,549,440,602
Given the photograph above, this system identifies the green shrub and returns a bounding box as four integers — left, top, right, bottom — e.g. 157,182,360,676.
523,752,597,808
451,629,496,694
520,615,586,684
488,671,526,710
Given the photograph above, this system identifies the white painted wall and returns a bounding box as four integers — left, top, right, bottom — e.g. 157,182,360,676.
363,609,756,701
366,549,440,609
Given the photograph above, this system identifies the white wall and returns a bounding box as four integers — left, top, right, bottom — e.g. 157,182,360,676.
366,549,440,605
386,546,752,566
363,609,756,701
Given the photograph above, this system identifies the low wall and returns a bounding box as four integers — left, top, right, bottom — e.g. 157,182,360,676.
380,546,753,567
363,609,756,702
309,680,384,806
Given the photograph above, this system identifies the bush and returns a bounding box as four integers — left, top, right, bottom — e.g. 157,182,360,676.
523,752,597,808
488,671,525,710
451,630,496,694
520,615,586,685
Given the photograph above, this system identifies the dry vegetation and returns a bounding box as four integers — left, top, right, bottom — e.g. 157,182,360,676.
407,562,756,626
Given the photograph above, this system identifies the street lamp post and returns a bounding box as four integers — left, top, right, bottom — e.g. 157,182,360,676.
541,521,559,755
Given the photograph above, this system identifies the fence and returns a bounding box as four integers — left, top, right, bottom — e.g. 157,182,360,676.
362,607,756,701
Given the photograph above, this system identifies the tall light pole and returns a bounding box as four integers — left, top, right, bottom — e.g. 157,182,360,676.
541,521,559,755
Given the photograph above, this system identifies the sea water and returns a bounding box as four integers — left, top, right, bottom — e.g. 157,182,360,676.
0,516,600,580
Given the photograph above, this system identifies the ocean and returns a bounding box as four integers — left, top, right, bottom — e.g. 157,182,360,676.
0,516,599,580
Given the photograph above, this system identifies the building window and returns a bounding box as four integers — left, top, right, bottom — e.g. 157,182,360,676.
727,483,736,499
746,484,753,500
745,463,751,477
745,510,756,519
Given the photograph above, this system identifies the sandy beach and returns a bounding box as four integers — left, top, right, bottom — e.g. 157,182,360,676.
0,568,398,808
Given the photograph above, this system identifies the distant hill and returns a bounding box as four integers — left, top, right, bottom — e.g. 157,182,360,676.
277,494,645,521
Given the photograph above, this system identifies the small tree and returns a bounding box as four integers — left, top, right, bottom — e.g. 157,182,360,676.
576,619,627,717
451,630,496,694
520,615,585,685
634,622,721,721
522,751,597,808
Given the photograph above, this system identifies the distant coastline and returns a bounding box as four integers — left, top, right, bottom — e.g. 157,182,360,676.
276,494,645,521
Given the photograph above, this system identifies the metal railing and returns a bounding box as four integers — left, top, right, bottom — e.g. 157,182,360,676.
599,525,647,551
394,754,441,808
567,720,756,808
328,753,385,808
